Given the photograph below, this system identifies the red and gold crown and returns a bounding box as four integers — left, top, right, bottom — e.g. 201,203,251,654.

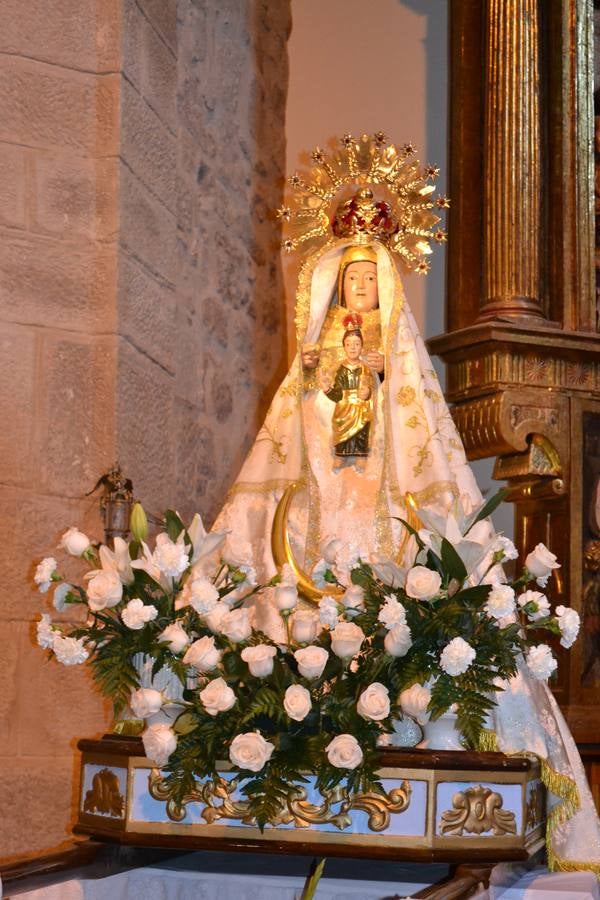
277,132,449,274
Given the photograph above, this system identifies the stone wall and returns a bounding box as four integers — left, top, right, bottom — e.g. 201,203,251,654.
0,0,290,859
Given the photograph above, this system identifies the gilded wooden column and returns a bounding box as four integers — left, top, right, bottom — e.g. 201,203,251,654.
480,0,544,320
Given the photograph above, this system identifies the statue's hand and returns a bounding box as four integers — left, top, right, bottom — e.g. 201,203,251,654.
358,385,371,401
301,343,321,370
319,372,333,393
365,350,384,373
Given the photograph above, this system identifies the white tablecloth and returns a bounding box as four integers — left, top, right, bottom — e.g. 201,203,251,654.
5,865,431,899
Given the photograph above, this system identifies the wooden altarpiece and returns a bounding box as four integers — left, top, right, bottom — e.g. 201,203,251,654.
429,0,600,800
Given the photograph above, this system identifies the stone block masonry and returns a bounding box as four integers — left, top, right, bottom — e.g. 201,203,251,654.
0,0,290,858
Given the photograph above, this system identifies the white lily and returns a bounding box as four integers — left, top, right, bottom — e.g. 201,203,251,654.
131,541,171,590
414,500,496,581
98,537,134,585
187,513,228,567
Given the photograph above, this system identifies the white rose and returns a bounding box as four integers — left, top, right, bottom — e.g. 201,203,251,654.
274,582,298,611
59,527,91,556
290,610,320,644
34,557,57,593
154,532,190,579
86,570,123,611
384,622,412,657
399,683,431,725
53,582,73,612
525,543,560,587
321,538,344,565
189,576,220,615
229,732,274,772
518,589,550,621
203,601,229,633
158,622,190,653
439,636,476,676
341,584,365,617
142,722,177,766
357,683,390,721
405,566,442,601
241,644,277,677
526,643,558,681
121,598,158,630
53,635,89,665
555,606,580,649
378,595,407,630
200,677,236,716
485,584,516,620
183,635,222,672
130,687,163,719
283,684,312,721
37,613,55,649
330,622,365,659
319,595,340,629
325,734,363,770
294,646,329,679
220,608,252,643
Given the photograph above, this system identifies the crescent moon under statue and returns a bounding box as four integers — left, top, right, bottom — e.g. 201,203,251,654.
270,482,344,603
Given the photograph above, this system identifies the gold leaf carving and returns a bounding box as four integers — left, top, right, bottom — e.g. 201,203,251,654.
525,781,544,831
439,785,517,836
83,767,125,818
148,769,411,832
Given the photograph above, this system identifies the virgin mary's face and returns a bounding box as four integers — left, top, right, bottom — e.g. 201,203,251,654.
342,261,378,313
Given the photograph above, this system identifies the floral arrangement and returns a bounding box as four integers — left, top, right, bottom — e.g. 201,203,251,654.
34,492,580,827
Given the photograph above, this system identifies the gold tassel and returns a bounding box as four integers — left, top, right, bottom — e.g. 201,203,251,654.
477,729,600,876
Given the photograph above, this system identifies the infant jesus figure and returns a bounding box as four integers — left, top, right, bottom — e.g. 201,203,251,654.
320,313,374,471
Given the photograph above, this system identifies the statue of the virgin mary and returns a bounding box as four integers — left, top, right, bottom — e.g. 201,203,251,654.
212,133,600,875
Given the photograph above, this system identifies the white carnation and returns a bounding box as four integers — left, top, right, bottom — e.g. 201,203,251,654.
518,589,550,621
319,595,339,629
493,534,518,561
37,613,55,649
53,582,73,612
378,595,407,630
555,606,580,649
526,643,558,681
154,532,190,579
188,575,219,614
439,636,476,676
485,584,516,620
34,557,57,593
121,598,158,630
53,634,89,665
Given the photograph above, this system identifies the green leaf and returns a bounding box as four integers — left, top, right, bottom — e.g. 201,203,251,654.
440,538,468,582
164,509,186,543
464,488,510,535
174,712,199,735
300,858,326,900
392,517,424,549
